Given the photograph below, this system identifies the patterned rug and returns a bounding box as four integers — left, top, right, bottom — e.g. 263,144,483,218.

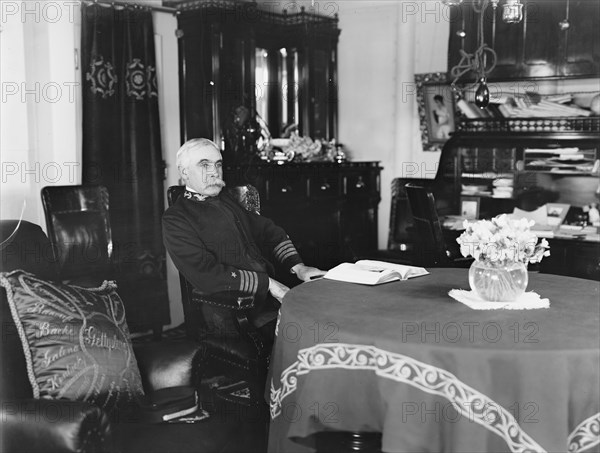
132,325,252,404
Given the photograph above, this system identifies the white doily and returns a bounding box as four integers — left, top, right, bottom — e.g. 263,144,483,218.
448,289,550,310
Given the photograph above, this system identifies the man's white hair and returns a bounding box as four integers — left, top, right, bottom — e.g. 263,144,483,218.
176,138,219,171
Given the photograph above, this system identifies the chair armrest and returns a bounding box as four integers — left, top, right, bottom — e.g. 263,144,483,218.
191,290,258,336
188,290,271,360
191,290,254,311
0,398,111,453
133,340,204,392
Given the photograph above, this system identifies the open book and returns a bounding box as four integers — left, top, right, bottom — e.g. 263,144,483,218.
323,260,429,285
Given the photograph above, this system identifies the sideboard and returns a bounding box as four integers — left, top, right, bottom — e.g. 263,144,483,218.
224,162,382,278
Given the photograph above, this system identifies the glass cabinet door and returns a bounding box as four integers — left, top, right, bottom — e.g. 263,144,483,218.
437,144,518,218
255,46,299,137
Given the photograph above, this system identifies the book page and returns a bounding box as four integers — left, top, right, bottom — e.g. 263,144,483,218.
323,261,428,285
323,262,400,285
354,260,429,280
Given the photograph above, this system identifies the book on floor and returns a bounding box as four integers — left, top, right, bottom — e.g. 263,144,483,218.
323,260,429,285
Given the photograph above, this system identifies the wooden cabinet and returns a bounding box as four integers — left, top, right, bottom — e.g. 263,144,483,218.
224,162,381,272
175,2,339,153
436,118,600,216
431,117,600,279
448,0,600,80
177,6,255,142
444,0,599,278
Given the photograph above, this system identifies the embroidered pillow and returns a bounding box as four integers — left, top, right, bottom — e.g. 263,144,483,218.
0,270,144,415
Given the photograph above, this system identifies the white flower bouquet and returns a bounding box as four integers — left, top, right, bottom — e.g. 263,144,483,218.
285,131,323,161
457,214,550,266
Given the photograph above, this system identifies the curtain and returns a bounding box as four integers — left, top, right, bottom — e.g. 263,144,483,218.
81,3,169,331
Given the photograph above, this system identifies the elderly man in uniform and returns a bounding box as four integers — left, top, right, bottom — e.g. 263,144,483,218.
163,138,325,338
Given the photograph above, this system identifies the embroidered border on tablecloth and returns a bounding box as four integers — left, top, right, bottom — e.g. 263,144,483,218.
568,413,600,453
270,343,553,453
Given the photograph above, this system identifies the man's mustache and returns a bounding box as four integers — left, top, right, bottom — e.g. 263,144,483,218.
207,179,226,188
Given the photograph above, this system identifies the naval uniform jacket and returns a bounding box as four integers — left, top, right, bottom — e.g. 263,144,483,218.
162,189,303,327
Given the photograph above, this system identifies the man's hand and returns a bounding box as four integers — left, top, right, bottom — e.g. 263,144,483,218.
291,263,327,282
269,278,290,304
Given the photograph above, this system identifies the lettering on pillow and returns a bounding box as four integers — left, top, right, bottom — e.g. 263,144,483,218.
0,270,144,414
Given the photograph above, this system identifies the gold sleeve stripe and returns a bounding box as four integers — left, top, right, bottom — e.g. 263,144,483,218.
274,240,294,254
240,270,250,293
239,270,246,292
239,269,258,295
274,240,298,261
278,249,298,261
249,271,258,294
275,244,295,255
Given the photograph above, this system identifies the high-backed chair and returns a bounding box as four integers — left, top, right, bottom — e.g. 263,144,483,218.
357,178,428,265
404,183,472,267
166,185,270,406
41,185,113,286
167,187,382,452
41,185,168,337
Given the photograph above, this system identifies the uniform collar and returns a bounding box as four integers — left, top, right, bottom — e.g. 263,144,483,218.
184,187,209,202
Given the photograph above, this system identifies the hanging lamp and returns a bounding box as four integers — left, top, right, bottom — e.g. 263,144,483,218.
446,0,508,108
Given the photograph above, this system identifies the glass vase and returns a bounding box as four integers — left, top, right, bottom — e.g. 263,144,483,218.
468,261,528,302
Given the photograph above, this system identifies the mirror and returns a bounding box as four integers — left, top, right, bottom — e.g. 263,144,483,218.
255,46,300,138
280,47,300,134
255,47,270,127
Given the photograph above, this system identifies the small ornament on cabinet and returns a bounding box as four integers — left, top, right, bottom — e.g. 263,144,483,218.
334,143,347,163
224,105,267,166
583,203,600,227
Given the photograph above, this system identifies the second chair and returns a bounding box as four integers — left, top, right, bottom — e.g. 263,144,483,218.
404,183,472,268
41,185,169,337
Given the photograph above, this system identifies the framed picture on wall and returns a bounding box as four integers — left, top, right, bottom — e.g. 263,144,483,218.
415,73,456,152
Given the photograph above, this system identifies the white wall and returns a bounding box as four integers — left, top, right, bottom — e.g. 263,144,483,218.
337,1,450,248
1,1,81,226
153,8,184,330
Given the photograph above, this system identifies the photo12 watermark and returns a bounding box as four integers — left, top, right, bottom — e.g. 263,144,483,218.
2,82,80,104
1,2,79,24
2,162,80,184
400,321,540,344
401,400,539,424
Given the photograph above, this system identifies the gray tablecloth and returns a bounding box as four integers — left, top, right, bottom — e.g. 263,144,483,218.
267,269,600,453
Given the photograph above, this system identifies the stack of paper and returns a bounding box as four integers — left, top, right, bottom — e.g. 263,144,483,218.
511,206,549,227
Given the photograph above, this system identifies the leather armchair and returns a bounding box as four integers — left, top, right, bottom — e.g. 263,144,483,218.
40,185,113,287
0,220,239,453
41,185,169,337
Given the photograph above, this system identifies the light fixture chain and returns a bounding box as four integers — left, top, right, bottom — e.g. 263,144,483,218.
450,0,498,98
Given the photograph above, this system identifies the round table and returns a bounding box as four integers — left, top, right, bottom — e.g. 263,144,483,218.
267,269,600,453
